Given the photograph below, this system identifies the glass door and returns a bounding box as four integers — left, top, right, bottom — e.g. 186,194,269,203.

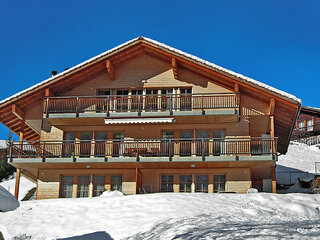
180,131,192,156
197,131,210,156
161,89,173,110
63,132,76,157
95,132,107,157
131,90,143,111
116,90,129,111
97,90,111,112
180,88,192,110
146,89,158,111
113,132,124,157
213,130,225,155
80,132,92,157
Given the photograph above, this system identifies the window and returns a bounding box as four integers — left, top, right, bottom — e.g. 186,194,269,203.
179,175,192,192
131,90,143,111
163,131,174,139
307,120,314,131
146,89,159,111
213,175,226,193
196,175,208,193
60,176,73,198
93,176,105,197
161,175,174,192
298,121,305,130
77,176,90,198
97,90,111,96
160,89,173,110
116,90,129,111
111,176,123,191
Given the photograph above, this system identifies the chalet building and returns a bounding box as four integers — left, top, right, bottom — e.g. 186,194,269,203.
0,37,301,199
292,106,320,145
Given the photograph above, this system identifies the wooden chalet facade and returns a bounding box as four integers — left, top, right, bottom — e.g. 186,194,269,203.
0,37,301,199
292,106,320,145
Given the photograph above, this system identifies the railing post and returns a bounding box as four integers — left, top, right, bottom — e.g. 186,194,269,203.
73,140,76,162
169,139,172,161
42,141,46,162
106,96,110,116
138,96,141,116
202,95,204,115
9,142,13,163
136,140,139,161
45,98,50,118
201,139,205,161
235,138,238,160
75,97,79,117
169,94,173,115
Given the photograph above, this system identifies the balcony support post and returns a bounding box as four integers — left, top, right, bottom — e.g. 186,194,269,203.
14,168,21,199
272,165,276,193
75,97,79,117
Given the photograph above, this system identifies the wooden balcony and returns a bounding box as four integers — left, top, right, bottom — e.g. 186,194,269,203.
8,137,277,163
43,93,239,119
292,124,320,140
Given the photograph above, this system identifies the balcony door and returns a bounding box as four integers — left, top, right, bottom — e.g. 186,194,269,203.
63,132,76,157
180,131,192,156
116,90,129,111
131,90,143,111
113,132,124,157
160,89,173,110
146,89,158,111
213,130,225,155
197,131,210,156
180,88,192,110
162,131,174,156
95,132,108,157
97,90,111,112
80,132,92,157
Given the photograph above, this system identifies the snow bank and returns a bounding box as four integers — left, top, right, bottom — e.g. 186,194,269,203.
0,185,19,212
0,174,36,201
99,190,124,198
0,193,319,239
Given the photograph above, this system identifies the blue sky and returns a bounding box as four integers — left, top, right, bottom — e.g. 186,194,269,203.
0,1,319,139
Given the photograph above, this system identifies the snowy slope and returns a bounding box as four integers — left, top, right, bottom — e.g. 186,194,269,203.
0,174,36,201
0,193,319,239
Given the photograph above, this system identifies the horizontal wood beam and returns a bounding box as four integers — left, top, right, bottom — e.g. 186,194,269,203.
106,60,115,81
11,104,24,120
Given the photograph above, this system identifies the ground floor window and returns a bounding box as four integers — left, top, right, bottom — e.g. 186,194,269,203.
179,175,192,192
213,175,226,193
77,176,90,198
161,175,174,192
111,176,123,191
60,176,73,198
93,176,105,197
196,175,208,193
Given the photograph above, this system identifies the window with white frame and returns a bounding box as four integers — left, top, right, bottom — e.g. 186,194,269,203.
213,175,226,193
60,176,73,198
111,176,123,191
77,176,90,198
161,175,174,192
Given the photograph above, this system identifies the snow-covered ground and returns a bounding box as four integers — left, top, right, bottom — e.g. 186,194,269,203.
1,193,320,240
0,174,36,201
1,143,320,239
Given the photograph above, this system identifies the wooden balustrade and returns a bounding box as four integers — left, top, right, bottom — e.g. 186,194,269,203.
8,137,277,160
43,93,240,115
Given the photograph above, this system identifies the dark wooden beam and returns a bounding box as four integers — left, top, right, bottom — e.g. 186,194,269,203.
172,58,178,79
269,98,275,116
44,88,55,97
106,60,115,81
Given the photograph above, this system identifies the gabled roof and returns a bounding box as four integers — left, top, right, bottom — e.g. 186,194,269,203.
0,36,301,106
300,106,320,116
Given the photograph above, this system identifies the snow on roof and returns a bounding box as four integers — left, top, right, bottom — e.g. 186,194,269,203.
0,140,7,149
0,36,301,106
302,106,320,113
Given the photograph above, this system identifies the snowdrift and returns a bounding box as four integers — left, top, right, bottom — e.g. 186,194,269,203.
0,185,19,212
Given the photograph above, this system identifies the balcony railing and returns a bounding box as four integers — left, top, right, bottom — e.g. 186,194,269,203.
8,137,277,161
43,93,239,116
